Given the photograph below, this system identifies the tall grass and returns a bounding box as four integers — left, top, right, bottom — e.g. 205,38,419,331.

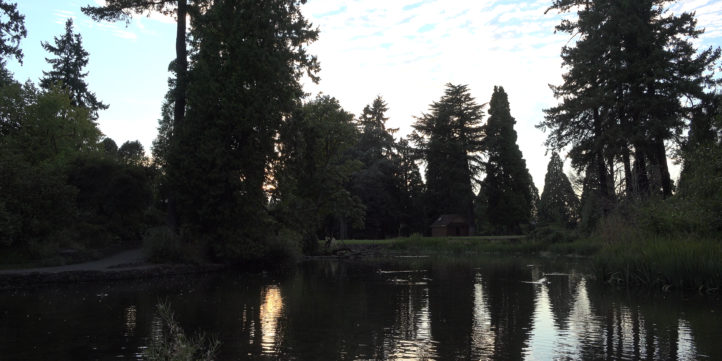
593,236,722,290
588,199,722,291
145,302,219,361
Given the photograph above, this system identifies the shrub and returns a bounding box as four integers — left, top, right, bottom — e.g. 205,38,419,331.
67,155,153,245
265,228,302,265
0,154,77,251
144,227,199,264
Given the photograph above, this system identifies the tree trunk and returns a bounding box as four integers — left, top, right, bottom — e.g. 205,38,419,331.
168,0,188,233
621,146,633,198
594,109,610,215
633,144,650,197
653,138,672,198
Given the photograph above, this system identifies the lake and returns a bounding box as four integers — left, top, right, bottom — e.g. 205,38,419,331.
1,256,720,360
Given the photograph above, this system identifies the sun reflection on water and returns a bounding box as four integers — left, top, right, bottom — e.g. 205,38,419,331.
471,272,495,359
259,285,284,355
124,305,137,337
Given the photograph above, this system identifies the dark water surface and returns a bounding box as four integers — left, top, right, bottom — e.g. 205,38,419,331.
1,256,721,360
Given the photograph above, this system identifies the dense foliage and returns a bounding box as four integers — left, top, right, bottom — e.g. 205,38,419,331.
166,0,319,261
0,10,154,261
272,96,364,252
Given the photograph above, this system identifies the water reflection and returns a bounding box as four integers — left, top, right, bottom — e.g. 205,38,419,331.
382,278,437,360
124,305,137,337
471,272,494,359
0,258,720,360
259,285,283,355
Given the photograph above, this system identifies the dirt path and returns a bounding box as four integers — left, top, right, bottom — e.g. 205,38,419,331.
0,248,149,275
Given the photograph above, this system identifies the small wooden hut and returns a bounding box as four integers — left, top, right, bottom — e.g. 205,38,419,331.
430,214,470,237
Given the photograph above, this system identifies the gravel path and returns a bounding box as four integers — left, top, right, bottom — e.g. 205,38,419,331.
0,248,149,275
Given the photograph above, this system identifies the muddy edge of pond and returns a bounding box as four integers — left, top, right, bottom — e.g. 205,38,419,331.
0,264,229,290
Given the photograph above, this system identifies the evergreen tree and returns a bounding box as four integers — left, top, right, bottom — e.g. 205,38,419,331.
395,137,425,236
357,96,396,163
540,0,616,211
538,152,579,228
677,96,722,235
169,0,318,260
40,19,107,120
480,86,538,234
411,83,484,231
542,0,720,205
351,96,402,238
151,88,174,171
0,0,25,67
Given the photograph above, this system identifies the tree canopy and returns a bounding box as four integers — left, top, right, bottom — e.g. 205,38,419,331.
541,0,720,207
273,95,364,251
412,83,484,230
40,19,107,120
538,152,579,228
480,86,538,234
0,0,25,66
167,0,319,260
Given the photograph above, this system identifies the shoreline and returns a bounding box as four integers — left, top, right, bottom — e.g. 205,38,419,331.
0,263,229,290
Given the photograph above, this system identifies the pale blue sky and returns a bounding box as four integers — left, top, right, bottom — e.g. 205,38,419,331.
6,0,722,190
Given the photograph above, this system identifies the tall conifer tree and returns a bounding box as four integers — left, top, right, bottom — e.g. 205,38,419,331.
40,19,107,120
170,0,318,259
542,0,720,204
480,86,537,234
538,152,579,227
0,0,26,66
412,84,484,231
352,96,402,238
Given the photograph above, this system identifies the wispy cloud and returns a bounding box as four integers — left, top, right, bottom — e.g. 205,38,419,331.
53,9,75,25
82,19,138,40
302,0,569,188
669,0,722,46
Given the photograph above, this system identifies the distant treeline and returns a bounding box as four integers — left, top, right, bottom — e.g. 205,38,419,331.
1,0,719,264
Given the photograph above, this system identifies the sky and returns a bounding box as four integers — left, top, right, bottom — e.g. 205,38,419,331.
6,0,722,191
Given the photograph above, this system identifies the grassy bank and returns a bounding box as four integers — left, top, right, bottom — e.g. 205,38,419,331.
329,235,545,255
592,236,721,291
322,226,721,292
327,232,603,256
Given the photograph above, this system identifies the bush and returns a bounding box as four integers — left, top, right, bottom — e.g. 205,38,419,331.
67,155,153,245
144,227,200,264
0,153,77,250
529,224,576,244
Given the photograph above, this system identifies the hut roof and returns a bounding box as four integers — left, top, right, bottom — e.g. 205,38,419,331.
430,214,468,227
